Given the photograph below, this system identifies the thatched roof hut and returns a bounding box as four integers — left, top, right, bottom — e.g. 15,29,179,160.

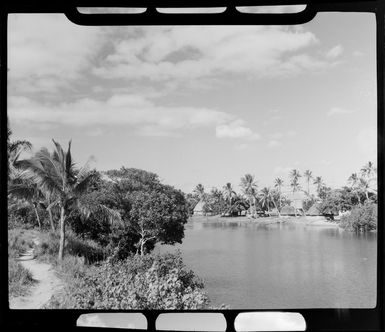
307,204,322,216
193,200,205,215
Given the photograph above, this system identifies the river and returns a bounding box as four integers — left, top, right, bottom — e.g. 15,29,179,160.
157,216,377,309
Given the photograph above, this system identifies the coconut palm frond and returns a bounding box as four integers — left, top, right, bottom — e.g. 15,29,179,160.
8,139,32,154
76,158,93,184
18,159,62,195
65,140,77,180
34,148,62,180
73,171,98,196
8,183,36,201
52,139,66,163
97,204,122,225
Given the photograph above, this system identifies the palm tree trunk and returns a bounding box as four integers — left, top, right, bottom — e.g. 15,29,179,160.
47,208,55,232
272,200,281,218
33,203,41,229
58,206,66,261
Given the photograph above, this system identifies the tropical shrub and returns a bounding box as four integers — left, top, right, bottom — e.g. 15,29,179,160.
8,258,35,297
340,202,377,232
8,228,37,258
36,230,106,264
47,251,210,309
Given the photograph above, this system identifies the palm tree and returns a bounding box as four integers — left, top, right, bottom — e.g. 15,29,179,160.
193,184,206,201
274,177,284,212
258,187,279,214
7,127,32,181
303,170,313,196
313,176,324,198
348,173,361,204
8,177,44,229
210,187,223,200
289,170,301,217
361,161,376,179
222,183,236,209
358,177,370,201
240,174,258,215
19,140,120,260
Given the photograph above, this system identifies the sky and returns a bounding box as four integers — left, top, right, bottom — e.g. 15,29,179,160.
8,11,377,195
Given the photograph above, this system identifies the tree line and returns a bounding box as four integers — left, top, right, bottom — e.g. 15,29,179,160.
186,163,377,218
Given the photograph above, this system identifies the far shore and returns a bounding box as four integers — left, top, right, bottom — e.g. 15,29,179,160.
189,214,340,228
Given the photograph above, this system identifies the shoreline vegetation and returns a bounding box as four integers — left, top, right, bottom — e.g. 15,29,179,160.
7,129,378,309
190,215,341,228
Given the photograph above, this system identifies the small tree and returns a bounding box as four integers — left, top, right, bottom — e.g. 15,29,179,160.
129,188,189,256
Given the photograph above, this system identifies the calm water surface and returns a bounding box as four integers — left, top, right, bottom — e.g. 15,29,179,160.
157,217,377,309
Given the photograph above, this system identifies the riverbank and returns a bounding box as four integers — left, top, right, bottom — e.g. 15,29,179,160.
190,215,340,227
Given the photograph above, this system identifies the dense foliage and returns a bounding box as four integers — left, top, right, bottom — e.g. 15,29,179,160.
36,230,107,264
48,251,210,309
340,202,377,232
70,167,189,258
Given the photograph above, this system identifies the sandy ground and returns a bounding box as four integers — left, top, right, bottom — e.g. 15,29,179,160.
9,239,63,309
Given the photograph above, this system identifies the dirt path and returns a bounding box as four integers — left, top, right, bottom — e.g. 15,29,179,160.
9,239,63,309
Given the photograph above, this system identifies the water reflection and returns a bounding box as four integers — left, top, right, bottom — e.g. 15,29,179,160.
160,217,376,308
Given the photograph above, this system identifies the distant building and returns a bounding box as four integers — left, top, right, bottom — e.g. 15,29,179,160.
193,200,205,216
307,203,322,216
284,191,307,210
280,205,302,216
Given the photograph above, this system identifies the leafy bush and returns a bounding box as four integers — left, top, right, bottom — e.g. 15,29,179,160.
8,258,35,297
36,230,106,264
47,251,211,309
8,228,37,258
340,202,377,232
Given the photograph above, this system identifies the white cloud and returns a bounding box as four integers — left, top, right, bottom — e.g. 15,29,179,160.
327,107,354,116
216,120,260,140
8,14,104,94
93,26,324,82
9,95,257,139
326,45,344,59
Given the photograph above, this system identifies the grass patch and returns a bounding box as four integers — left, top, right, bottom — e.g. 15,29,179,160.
36,230,107,264
8,258,35,298
44,255,99,309
8,228,38,258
